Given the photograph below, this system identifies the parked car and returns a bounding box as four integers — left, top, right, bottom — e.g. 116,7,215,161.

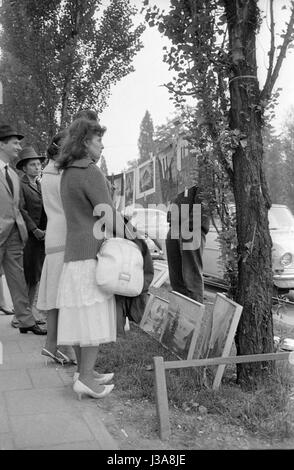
125,207,170,260
203,204,294,294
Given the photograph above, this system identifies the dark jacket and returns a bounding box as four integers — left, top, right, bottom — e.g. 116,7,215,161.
20,174,47,233
116,235,154,336
20,174,47,286
167,185,210,235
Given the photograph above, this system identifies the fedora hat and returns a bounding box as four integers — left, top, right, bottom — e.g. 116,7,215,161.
0,124,24,141
16,146,45,170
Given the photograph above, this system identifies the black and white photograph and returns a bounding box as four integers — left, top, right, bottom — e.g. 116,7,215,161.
136,158,155,198
160,291,206,360
124,168,135,208
112,172,124,212
140,294,169,343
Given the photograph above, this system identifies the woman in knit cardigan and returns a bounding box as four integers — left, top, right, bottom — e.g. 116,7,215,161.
56,118,126,400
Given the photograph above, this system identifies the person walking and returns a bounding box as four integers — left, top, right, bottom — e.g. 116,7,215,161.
37,132,76,365
56,118,126,400
17,146,47,308
0,124,46,335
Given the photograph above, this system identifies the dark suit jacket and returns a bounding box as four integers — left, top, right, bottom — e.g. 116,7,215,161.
167,185,210,235
0,165,28,246
20,175,47,233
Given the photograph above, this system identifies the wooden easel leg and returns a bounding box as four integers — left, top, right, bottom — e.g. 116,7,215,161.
153,356,171,440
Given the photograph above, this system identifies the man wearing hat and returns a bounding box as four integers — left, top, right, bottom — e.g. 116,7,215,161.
17,146,47,316
0,125,46,335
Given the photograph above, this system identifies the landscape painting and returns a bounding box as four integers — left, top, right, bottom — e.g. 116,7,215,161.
140,295,169,343
124,169,135,207
160,291,206,360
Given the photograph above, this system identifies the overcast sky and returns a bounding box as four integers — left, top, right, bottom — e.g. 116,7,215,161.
100,0,294,174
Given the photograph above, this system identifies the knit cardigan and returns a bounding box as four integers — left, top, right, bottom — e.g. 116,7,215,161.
60,157,114,263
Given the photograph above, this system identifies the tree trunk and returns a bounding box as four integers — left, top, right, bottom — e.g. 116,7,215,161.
60,76,72,128
224,0,275,389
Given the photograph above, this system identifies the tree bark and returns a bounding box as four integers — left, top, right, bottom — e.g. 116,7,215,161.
224,0,274,389
60,74,72,128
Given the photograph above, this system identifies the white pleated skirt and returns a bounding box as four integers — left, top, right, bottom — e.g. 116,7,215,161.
56,259,116,347
37,251,64,311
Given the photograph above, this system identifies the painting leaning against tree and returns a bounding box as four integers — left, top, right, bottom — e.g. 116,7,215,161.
140,295,169,343
160,291,207,360
206,293,243,389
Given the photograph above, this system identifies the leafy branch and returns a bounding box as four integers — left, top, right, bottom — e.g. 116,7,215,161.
261,1,294,102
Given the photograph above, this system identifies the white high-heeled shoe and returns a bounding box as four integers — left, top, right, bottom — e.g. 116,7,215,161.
73,379,114,400
73,371,114,384
41,348,65,366
56,350,77,365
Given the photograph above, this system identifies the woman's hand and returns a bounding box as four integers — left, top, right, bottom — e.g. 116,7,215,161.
33,228,46,240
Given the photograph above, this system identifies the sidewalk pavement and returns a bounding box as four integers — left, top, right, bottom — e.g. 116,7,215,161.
0,315,119,450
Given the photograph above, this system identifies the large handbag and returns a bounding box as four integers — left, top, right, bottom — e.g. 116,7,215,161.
96,234,144,297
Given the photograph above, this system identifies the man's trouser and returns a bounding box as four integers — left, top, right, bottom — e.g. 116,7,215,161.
0,225,35,328
166,229,206,304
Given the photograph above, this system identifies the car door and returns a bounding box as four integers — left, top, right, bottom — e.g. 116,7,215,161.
203,218,225,279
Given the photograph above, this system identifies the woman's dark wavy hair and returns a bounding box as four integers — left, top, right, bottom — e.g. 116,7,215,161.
73,109,98,122
47,130,67,160
56,118,106,170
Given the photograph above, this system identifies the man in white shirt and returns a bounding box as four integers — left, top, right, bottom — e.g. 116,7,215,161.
0,124,46,335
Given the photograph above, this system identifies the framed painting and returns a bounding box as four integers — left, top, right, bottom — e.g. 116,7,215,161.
107,173,125,211
140,295,169,343
113,173,125,212
160,291,206,360
113,172,124,195
206,293,243,389
124,169,135,207
136,159,155,199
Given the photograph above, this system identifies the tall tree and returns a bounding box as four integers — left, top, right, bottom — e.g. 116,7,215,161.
145,0,294,389
126,158,138,170
138,110,154,163
0,0,144,150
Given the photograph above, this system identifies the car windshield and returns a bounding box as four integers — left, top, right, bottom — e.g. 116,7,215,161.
268,206,294,230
